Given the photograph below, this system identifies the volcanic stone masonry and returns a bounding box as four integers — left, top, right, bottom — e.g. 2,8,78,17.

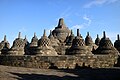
0,18,120,69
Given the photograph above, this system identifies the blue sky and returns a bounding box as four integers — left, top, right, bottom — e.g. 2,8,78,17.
0,0,120,45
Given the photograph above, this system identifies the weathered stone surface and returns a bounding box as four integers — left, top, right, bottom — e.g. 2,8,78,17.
0,35,10,54
93,31,119,55
85,32,93,46
65,30,75,46
7,32,25,55
85,32,98,52
24,35,30,55
52,18,71,42
66,29,92,56
48,30,60,47
35,30,58,56
29,33,38,47
95,34,100,46
0,18,120,69
0,55,118,69
114,34,120,53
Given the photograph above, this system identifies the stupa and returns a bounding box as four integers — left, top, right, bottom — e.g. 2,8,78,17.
114,34,120,53
93,31,119,55
85,32,97,51
52,18,71,42
66,29,92,56
35,30,58,56
95,34,100,46
0,35,10,54
8,32,25,55
65,30,75,46
48,30,60,47
28,33,38,55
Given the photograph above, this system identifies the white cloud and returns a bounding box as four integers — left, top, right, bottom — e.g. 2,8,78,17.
71,24,85,30
83,15,91,25
71,15,92,30
84,0,119,8
108,0,119,3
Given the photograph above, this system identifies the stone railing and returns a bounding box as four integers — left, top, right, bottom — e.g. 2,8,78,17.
0,54,118,69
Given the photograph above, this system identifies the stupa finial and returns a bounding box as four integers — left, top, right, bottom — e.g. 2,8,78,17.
97,34,99,38
70,30,72,34
34,32,36,37
50,30,52,35
4,35,7,42
24,35,27,40
103,31,106,38
87,32,89,36
43,29,46,37
77,29,80,36
18,32,21,38
117,34,120,40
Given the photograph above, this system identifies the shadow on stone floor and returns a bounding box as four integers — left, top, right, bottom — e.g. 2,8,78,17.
59,68,120,80
10,67,120,80
10,72,79,80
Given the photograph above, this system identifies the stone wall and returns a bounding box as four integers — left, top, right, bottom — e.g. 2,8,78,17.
0,55,118,69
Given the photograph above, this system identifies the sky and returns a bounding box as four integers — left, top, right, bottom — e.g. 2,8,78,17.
0,0,120,46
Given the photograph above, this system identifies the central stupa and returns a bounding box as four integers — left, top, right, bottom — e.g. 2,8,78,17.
52,18,71,42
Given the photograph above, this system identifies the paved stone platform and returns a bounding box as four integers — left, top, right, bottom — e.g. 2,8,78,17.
0,65,120,80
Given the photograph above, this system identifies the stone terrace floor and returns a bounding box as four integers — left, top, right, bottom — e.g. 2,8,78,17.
0,65,120,80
